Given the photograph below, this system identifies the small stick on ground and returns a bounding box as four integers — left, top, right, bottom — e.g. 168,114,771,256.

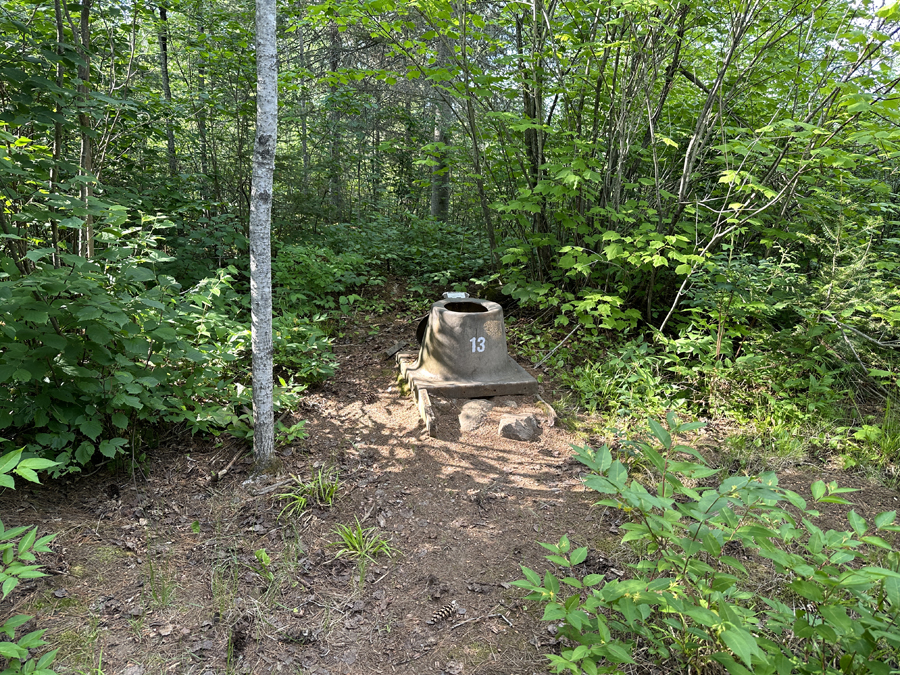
216,448,246,481
450,612,513,630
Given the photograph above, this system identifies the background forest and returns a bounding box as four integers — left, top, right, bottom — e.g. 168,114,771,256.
2,0,899,473
4,0,900,672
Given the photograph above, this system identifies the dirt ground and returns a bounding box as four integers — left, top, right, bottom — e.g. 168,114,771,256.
2,312,899,675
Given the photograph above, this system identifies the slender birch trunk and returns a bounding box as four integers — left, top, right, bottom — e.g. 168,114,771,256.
249,0,277,473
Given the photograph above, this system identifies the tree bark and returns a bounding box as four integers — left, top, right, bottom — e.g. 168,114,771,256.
430,39,451,222
77,0,94,258
249,0,278,473
327,20,343,219
158,5,177,177
51,0,65,266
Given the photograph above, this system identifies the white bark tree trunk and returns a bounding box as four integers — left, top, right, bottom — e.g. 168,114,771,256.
249,0,277,473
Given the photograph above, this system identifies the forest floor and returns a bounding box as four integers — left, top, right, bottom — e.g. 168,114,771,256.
2,310,900,675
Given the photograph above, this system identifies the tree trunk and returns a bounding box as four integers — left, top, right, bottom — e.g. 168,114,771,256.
78,0,94,258
430,39,451,222
249,0,278,474
327,21,343,219
51,0,65,266
158,5,177,177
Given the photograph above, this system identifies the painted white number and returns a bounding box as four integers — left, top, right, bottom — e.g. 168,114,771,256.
470,336,486,353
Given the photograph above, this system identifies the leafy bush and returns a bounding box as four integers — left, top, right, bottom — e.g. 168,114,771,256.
272,244,372,314
558,337,681,417
273,313,337,383
0,447,58,674
300,213,490,283
515,415,900,675
0,222,295,473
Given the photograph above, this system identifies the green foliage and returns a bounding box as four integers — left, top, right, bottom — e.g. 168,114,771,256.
0,449,58,675
330,518,396,586
145,556,177,609
304,213,490,284
841,396,900,473
515,415,900,675
275,420,308,446
272,244,373,315
276,490,307,523
0,221,313,472
245,549,275,584
558,338,676,417
277,466,340,521
272,313,337,383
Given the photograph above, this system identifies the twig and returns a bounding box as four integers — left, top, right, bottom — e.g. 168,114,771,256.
451,612,513,630
247,479,292,496
358,503,376,524
534,324,581,368
372,569,391,585
393,652,427,667
822,316,900,348
535,395,558,427
216,448,246,480
275,409,292,427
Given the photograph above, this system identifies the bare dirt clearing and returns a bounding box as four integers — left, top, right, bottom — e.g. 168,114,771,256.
2,314,899,675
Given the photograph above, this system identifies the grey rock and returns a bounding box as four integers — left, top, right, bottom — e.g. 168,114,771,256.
121,667,145,675
459,400,494,431
498,414,539,441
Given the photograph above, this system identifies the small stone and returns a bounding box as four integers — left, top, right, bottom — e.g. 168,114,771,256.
54,589,68,598
459,399,494,431
498,414,539,441
121,666,145,675
158,624,173,636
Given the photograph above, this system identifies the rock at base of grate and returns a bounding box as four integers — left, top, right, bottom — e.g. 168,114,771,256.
459,399,494,431
498,414,539,441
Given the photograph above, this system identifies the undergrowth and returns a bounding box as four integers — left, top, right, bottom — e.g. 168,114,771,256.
516,414,900,675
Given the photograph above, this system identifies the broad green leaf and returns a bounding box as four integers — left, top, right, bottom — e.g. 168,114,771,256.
710,653,754,675
811,481,826,501
648,418,671,449
719,626,759,668
570,547,588,566
0,450,22,476
79,419,103,441
848,510,867,536
789,578,824,601
0,640,26,659
86,324,112,345
14,467,38,483
875,511,896,528
820,604,852,633
16,458,57,473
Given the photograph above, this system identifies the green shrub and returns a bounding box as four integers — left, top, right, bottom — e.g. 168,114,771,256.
273,313,337,383
515,414,900,675
272,244,373,314
0,222,300,473
0,447,58,674
558,337,681,417
300,213,490,283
